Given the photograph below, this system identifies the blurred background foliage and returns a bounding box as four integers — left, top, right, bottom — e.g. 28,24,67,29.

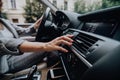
24,0,120,22
24,0,45,23
102,0,120,8
74,0,120,14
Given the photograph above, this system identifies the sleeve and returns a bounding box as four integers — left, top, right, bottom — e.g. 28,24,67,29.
0,38,25,55
9,21,36,35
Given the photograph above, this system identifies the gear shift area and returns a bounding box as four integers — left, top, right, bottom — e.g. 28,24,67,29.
11,65,41,80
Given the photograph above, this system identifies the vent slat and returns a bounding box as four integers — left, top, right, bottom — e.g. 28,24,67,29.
76,37,93,46
75,39,89,48
72,32,98,56
79,34,97,43
74,40,89,51
73,44,86,54
73,42,88,55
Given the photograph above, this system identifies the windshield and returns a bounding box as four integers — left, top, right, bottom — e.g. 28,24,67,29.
1,0,120,24
49,0,120,14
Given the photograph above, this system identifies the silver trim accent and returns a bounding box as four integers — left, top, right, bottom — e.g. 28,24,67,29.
71,46,93,68
60,56,70,80
50,69,54,78
49,68,65,79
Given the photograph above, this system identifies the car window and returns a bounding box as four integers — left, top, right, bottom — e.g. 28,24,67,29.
49,0,120,14
2,0,120,25
2,0,46,23
74,0,120,14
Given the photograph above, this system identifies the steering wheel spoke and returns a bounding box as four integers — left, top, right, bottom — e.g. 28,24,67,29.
35,7,60,42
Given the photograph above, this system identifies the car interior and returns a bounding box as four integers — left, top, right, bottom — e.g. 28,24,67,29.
0,0,120,80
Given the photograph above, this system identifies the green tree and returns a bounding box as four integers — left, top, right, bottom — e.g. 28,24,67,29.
74,0,120,14
102,0,120,8
74,0,101,14
24,0,45,23
74,0,86,13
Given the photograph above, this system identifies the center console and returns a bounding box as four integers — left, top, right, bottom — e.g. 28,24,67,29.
8,28,120,80
46,28,120,80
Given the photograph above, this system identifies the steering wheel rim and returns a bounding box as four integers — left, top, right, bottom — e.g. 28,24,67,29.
35,7,51,41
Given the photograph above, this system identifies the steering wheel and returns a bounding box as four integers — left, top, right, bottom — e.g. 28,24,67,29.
35,7,51,42
35,7,61,42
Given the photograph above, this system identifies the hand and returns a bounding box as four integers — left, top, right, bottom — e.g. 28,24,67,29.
34,16,43,29
19,35,73,53
44,35,74,52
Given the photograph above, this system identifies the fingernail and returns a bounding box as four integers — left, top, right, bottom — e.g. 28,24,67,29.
66,50,68,52
69,43,72,46
71,40,74,42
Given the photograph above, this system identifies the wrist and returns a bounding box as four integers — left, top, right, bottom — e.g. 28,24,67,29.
42,42,50,52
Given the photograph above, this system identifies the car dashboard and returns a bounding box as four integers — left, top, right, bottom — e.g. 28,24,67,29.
47,6,120,80
6,6,120,80
60,28,120,80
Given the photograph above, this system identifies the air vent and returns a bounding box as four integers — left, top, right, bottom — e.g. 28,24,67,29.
72,32,98,57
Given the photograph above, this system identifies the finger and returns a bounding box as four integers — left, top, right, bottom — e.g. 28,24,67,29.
36,16,43,24
54,37,61,41
60,36,73,42
57,40,72,46
56,46,68,53
53,35,74,43
65,34,74,38
37,19,42,24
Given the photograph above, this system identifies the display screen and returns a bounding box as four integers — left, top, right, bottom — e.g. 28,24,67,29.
81,22,117,37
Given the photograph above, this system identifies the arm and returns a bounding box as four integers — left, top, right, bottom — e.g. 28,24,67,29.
0,38,25,55
0,35,73,55
19,35,73,53
10,17,42,35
